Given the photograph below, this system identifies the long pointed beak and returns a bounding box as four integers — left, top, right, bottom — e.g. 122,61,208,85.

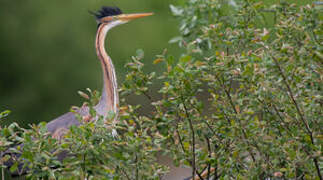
117,13,154,21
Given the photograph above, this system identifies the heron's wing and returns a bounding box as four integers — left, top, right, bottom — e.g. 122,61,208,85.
1,112,81,176
46,112,81,134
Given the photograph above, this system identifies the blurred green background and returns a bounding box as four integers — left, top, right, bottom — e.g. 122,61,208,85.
0,0,315,128
0,0,184,127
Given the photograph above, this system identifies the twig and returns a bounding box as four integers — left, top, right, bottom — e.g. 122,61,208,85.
182,98,196,179
221,108,233,125
215,76,256,162
82,153,87,179
176,116,204,179
271,56,313,141
313,157,322,180
205,136,212,180
119,166,131,180
217,77,238,114
2,167,4,180
257,98,286,136
271,56,321,179
135,154,139,180
142,91,153,102
176,128,186,155
271,103,292,133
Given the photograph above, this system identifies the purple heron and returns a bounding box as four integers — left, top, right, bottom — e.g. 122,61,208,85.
2,6,153,176
47,7,153,138
2,6,202,180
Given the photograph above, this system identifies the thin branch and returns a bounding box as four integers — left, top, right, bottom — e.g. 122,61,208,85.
271,103,292,133
205,136,212,180
313,158,322,180
221,108,233,125
135,154,139,180
142,91,158,117
204,120,216,136
82,153,87,179
217,77,238,114
119,166,131,180
257,98,286,136
142,91,153,102
175,116,204,179
271,56,313,143
176,128,186,155
182,98,196,179
196,171,205,180
215,76,256,162
2,168,4,180
271,56,321,179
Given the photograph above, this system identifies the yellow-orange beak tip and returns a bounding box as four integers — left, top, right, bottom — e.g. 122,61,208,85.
118,12,154,21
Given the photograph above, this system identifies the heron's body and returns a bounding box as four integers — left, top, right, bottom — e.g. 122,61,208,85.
45,8,155,137
47,16,121,135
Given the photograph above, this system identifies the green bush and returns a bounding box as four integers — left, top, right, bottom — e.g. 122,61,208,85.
1,0,322,179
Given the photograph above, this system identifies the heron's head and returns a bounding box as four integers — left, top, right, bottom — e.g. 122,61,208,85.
92,6,153,28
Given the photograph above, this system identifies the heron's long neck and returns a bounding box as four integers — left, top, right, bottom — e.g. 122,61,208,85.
95,24,119,117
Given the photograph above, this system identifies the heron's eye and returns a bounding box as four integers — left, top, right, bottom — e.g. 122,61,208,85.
100,16,113,23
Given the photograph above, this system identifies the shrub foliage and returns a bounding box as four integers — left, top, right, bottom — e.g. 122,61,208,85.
1,0,322,179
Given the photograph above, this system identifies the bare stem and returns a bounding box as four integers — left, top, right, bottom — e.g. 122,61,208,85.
271,56,313,142
143,91,153,102
2,168,4,180
205,136,212,180
271,56,321,179
182,98,196,179
176,121,204,179
176,128,186,154
271,103,292,133
216,76,256,163
135,154,139,180
118,166,131,180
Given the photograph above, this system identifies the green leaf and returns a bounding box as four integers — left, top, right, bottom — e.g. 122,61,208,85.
169,36,183,44
9,162,18,173
39,122,48,134
167,55,175,65
136,49,145,59
169,5,183,16
0,110,10,119
179,55,191,64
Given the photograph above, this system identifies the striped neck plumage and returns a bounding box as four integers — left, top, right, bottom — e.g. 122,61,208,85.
94,21,123,120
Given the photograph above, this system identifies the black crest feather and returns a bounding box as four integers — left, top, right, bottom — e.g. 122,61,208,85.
91,6,123,20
